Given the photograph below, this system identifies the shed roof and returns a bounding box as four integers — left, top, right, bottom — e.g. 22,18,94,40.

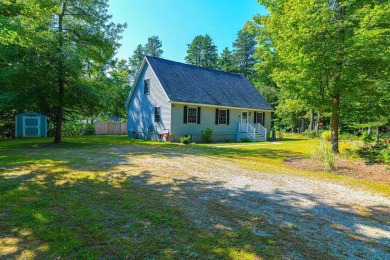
145,56,273,110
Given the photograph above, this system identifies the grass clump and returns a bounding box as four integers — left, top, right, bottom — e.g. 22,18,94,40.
180,136,190,144
311,141,335,171
321,131,331,141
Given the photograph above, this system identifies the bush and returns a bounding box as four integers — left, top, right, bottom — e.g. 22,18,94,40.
277,130,284,141
361,132,374,144
301,130,316,138
321,131,331,141
201,128,213,143
180,136,190,144
62,121,95,136
379,150,390,164
240,137,251,142
311,141,335,171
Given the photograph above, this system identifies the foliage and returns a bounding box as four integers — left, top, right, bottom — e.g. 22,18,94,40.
62,122,95,136
361,132,374,144
321,131,331,142
255,0,390,153
233,27,257,77
185,34,218,69
0,0,126,143
144,36,163,58
218,47,235,73
277,130,284,141
180,136,190,144
311,141,335,171
200,127,213,143
240,137,251,142
301,131,316,139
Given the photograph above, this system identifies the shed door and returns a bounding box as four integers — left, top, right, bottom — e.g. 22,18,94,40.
23,116,41,137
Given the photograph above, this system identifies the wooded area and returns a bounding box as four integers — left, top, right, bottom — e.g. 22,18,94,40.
1,0,389,153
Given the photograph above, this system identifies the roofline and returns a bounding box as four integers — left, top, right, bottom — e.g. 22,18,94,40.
171,101,274,111
125,59,147,107
125,57,171,108
145,55,246,78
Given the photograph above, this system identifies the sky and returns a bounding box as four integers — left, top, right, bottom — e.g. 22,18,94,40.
108,0,267,63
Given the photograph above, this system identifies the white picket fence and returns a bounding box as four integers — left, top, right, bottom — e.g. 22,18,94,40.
94,122,127,135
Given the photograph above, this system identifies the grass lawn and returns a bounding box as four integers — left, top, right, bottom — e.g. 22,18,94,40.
0,136,388,259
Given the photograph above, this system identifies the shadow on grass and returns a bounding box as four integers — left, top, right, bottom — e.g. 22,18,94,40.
1,166,389,259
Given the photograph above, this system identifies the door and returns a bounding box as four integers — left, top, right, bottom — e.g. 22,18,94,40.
241,111,248,124
23,116,41,137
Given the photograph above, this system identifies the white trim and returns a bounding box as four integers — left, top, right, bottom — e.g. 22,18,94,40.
218,109,228,125
187,106,198,124
125,57,171,108
172,101,273,112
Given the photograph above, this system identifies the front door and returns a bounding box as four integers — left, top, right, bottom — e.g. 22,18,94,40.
241,111,248,124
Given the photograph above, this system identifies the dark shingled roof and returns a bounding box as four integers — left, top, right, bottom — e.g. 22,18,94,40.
146,56,273,110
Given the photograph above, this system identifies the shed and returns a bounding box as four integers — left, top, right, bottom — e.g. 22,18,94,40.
15,112,47,137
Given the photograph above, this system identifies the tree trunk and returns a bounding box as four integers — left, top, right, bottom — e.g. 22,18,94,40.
54,2,66,143
331,93,340,153
315,111,321,135
309,109,314,131
300,111,306,133
291,125,294,133
376,127,379,145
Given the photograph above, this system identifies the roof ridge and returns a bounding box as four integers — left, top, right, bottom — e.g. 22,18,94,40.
145,55,243,77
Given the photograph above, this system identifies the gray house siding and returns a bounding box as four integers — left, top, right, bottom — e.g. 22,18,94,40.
127,63,171,141
170,103,271,142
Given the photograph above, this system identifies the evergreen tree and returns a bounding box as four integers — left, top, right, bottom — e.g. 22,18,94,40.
218,47,235,73
144,35,163,58
185,34,218,69
233,28,257,77
129,44,145,70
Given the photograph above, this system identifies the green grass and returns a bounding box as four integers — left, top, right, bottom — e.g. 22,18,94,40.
0,135,388,258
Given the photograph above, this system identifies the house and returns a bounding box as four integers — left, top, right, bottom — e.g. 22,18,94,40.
125,56,273,142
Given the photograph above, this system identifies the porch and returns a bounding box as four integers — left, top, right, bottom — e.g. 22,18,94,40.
237,122,267,142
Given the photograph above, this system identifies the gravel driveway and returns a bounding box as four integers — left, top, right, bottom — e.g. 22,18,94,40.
112,146,390,259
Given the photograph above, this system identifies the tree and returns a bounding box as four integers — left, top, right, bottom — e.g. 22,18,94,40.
144,35,163,58
129,44,145,71
185,34,218,69
0,0,125,142
218,47,235,73
233,28,257,77
255,0,389,153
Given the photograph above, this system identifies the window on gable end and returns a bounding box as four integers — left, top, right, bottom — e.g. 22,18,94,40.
144,79,150,95
154,107,161,122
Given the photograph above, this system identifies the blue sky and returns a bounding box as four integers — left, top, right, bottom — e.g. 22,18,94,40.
108,0,267,62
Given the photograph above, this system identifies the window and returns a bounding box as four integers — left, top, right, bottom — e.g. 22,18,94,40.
154,107,161,122
218,109,227,125
255,112,264,125
187,107,197,124
215,108,229,125
144,79,150,95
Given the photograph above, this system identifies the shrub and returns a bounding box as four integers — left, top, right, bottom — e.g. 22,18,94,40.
301,130,316,138
321,131,331,141
201,128,213,143
311,141,335,171
83,123,95,135
240,137,251,142
180,136,190,144
361,132,374,144
277,130,284,141
379,150,390,164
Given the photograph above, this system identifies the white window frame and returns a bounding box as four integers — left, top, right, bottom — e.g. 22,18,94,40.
187,106,198,124
154,107,161,123
218,109,227,125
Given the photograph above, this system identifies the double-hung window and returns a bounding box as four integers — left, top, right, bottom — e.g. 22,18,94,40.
187,107,198,124
154,107,161,123
218,109,227,125
144,79,150,95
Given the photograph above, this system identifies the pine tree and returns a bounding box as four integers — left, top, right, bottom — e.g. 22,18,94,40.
218,47,235,73
185,34,218,69
144,36,163,58
233,29,257,77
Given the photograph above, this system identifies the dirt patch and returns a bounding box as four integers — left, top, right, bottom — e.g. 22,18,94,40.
284,156,390,185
